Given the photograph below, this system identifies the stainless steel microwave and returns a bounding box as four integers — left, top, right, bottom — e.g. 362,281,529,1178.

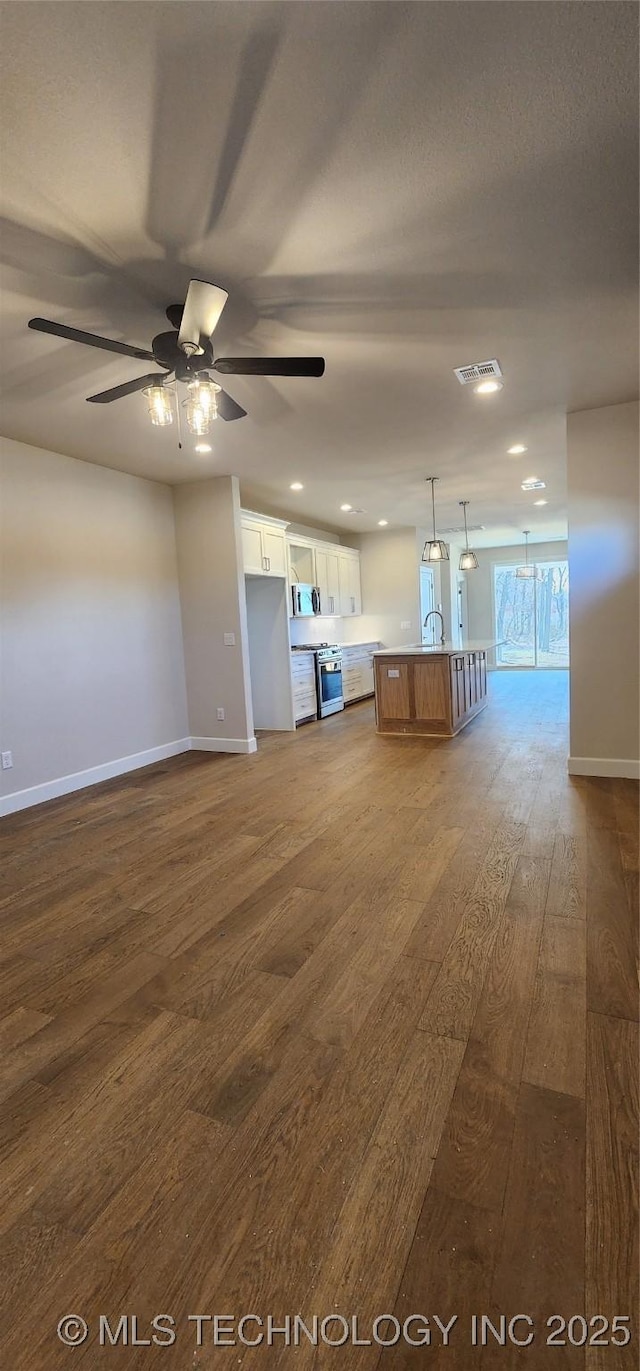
291,583,321,616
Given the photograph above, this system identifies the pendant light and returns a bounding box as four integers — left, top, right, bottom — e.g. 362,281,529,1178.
516,530,541,579
144,382,174,427
458,500,479,570
422,477,449,562
183,377,221,435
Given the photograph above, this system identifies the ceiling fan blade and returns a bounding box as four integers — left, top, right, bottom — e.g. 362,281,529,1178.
217,388,247,422
86,374,164,404
214,356,325,377
178,281,228,352
28,317,154,361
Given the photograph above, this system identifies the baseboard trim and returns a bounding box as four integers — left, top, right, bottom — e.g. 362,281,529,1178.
191,735,258,755
0,738,192,817
568,756,640,780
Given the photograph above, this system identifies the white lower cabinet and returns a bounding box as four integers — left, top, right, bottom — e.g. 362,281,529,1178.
291,652,317,724
341,642,380,703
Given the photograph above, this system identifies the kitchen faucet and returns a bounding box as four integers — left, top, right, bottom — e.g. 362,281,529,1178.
424,610,446,645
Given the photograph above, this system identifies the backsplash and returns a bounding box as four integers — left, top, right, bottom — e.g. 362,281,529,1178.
289,616,343,646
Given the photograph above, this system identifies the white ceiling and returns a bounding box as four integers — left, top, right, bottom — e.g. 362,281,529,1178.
0,1,637,546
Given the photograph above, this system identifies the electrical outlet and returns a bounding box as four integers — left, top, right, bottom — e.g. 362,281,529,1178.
1,751,13,770
223,632,236,647
216,707,225,721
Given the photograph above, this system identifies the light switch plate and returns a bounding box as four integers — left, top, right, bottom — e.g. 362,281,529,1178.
223,632,236,647
216,707,225,721
400,621,411,630
1,751,13,769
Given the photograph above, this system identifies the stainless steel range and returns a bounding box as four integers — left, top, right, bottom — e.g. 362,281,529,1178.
291,643,344,718
315,644,344,718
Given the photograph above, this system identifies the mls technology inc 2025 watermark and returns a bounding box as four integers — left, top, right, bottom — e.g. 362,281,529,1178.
55,1311,633,1351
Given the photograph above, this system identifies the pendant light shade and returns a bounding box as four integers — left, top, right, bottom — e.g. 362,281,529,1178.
516,530,541,579
422,477,449,563
144,383,173,427
459,549,479,570
458,500,479,570
183,377,221,435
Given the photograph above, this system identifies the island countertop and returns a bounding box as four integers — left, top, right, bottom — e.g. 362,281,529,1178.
373,639,502,657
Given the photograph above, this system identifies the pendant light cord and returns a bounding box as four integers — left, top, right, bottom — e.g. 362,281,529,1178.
461,500,470,552
429,478,437,540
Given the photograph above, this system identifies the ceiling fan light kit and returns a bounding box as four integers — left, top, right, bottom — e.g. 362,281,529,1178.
183,377,220,435
144,383,173,427
422,476,450,563
27,279,325,430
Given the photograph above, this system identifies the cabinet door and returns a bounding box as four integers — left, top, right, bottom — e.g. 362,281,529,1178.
450,655,466,726
315,548,330,614
262,528,287,577
242,524,264,575
414,659,449,724
377,662,411,718
338,553,361,616
325,551,340,615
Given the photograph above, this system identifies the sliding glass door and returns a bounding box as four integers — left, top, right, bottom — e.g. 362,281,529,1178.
494,561,569,667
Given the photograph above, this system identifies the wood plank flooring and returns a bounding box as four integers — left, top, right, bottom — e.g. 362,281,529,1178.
0,671,637,1369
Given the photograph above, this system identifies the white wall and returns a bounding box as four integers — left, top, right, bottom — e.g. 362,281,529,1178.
343,528,422,647
173,476,256,752
0,437,189,813
567,400,639,777
245,577,295,730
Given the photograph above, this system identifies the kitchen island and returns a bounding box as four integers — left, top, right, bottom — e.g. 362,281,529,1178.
373,641,502,737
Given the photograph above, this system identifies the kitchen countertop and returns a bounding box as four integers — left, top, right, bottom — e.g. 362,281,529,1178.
373,639,503,657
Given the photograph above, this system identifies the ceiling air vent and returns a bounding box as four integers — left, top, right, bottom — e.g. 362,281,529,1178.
440,524,485,536
454,359,502,385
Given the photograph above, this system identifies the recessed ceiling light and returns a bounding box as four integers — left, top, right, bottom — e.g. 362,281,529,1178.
521,477,546,490
290,482,304,491
474,379,503,395
340,503,352,511
507,444,527,455
534,499,547,506
378,519,388,526
195,443,212,454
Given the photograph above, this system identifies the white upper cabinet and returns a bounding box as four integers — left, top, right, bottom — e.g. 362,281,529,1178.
338,550,362,616
243,512,361,615
315,547,341,616
288,539,317,586
241,512,288,578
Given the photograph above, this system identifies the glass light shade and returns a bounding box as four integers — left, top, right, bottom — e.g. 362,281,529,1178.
422,539,449,563
459,549,479,571
183,379,220,435
516,564,542,580
144,384,173,427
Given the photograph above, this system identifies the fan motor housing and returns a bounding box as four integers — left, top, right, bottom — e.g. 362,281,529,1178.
151,331,214,376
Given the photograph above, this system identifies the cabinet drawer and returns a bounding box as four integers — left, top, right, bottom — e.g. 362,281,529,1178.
294,690,317,720
293,677,316,700
343,677,362,701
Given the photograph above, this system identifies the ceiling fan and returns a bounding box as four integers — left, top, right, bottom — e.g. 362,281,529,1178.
28,279,325,425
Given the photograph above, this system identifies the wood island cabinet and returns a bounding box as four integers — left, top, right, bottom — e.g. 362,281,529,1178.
374,648,490,737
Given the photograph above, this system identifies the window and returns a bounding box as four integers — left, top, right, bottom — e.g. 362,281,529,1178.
493,560,569,668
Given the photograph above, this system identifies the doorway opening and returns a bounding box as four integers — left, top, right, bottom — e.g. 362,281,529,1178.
420,566,436,642
493,560,569,668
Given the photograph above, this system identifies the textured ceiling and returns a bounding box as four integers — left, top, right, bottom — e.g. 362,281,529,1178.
0,1,637,546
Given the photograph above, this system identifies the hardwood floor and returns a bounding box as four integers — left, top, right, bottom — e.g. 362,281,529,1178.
0,671,637,1369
